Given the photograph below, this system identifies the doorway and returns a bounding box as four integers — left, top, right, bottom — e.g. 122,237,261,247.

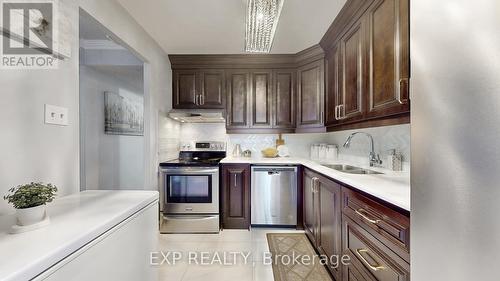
79,10,147,190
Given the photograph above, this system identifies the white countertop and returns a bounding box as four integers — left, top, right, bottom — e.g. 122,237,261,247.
0,190,159,281
221,157,410,211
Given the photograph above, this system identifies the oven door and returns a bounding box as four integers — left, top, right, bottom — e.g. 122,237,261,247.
161,167,219,214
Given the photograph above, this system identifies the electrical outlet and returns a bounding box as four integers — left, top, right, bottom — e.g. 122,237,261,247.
44,104,68,126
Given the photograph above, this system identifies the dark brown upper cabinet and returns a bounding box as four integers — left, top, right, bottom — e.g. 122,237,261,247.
173,69,225,109
365,0,410,118
173,69,198,108
226,70,251,129
325,44,342,126
221,164,250,229
320,0,410,131
226,69,296,133
338,19,366,124
273,69,296,129
250,70,273,128
296,60,325,132
200,70,226,109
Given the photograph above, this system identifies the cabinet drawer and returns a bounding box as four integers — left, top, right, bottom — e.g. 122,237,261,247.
342,188,409,262
343,216,409,281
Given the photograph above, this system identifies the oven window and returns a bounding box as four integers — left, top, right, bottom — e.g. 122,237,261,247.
167,175,212,203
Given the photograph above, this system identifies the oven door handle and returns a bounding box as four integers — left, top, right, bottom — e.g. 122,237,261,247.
161,168,219,174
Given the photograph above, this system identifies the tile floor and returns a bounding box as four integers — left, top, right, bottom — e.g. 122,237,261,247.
157,228,304,281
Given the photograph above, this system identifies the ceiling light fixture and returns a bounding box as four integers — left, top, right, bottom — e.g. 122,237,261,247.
245,0,284,53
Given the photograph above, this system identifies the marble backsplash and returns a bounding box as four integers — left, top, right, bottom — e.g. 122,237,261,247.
178,123,410,169
158,112,181,162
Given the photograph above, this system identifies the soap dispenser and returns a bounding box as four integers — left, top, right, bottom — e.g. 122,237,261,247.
387,149,403,171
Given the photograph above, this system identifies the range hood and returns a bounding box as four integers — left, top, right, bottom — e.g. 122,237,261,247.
168,109,226,123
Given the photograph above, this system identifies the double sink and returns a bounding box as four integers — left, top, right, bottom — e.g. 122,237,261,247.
322,164,383,175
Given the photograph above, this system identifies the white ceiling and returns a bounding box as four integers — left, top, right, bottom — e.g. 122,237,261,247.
117,0,347,54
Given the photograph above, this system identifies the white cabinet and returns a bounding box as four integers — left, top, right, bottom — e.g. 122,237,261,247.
34,203,159,281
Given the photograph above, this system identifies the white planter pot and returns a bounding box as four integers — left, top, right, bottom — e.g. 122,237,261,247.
16,205,47,226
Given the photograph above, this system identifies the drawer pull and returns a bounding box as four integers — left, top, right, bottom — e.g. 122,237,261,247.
356,249,385,271
355,209,381,224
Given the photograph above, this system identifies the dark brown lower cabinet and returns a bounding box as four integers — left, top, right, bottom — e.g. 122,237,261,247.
303,169,318,243
302,168,410,281
221,164,250,229
303,169,343,280
342,216,410,281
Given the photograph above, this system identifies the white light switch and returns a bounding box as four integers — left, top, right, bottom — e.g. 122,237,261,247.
44,104,68,126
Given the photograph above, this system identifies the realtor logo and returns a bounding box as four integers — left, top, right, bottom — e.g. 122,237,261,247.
0,0,58,69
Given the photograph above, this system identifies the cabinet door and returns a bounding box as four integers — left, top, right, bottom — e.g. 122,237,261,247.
366,0,410,118
339,20,366,122
297,60,325,129
250,71,273,128
273,70,296,129
200,70,226,109
317,178,342,280
303,169,317,244
325,45,342,126
173,70,198,109
221,164,250,229
226,71,251,129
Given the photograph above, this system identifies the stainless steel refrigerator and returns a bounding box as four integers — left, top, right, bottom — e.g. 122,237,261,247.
411,0,500,279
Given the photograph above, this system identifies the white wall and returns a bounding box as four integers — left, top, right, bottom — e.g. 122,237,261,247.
0,0,79,215
411,0,500,279
0,0,171,215
80,65,144,190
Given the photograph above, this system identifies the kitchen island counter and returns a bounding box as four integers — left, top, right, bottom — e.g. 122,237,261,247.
0,190,158,281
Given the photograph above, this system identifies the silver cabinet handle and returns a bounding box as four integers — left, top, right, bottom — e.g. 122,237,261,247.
339,104,346,119
398,78,409,104
334,105,339,120
195,94,200,105
200,94,205,105
234,174,237,187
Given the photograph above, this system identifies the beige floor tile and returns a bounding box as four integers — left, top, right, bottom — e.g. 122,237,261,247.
251,241,271,262
158,228,307,281
159,241,202,252
160,233,212,243
217,229,253,242
253,264,275,281
157,260,189,281
181,264,254,281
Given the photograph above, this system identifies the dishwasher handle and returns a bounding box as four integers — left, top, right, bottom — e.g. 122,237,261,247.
252,166,298,173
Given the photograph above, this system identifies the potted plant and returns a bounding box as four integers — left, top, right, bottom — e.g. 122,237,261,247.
3,182,58,226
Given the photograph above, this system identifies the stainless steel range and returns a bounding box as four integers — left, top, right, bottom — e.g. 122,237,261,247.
159,141,226,233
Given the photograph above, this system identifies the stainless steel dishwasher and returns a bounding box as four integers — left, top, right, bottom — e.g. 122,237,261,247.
251,166,297,226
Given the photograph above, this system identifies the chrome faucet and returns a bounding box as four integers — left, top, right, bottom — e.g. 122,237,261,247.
343,132,382,167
